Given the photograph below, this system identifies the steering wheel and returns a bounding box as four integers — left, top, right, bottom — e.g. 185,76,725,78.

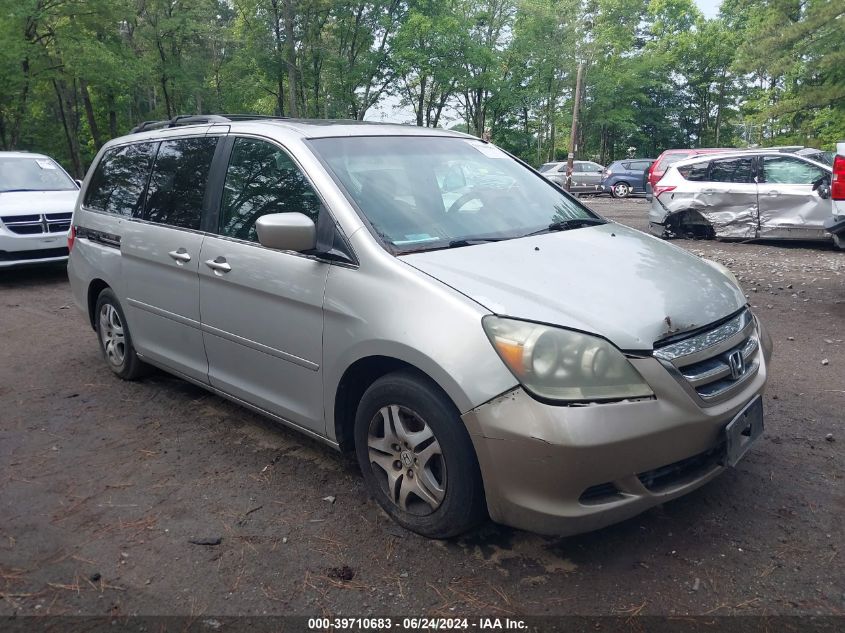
447,191,485,214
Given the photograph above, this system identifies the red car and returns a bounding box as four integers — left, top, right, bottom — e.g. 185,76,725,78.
648,148,733,190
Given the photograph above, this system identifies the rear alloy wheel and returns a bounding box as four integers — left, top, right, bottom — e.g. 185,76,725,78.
611,182,631,198
95,289,148,380
354,371,486,538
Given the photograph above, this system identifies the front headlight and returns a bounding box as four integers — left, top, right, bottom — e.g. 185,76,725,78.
482,316,653,403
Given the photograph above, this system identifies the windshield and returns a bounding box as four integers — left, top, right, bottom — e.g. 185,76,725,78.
309,136,600,253
0,156,76,192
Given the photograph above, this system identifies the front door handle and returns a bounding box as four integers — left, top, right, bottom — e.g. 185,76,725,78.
205,256,232,274
766,190,780,196
168,248,191,264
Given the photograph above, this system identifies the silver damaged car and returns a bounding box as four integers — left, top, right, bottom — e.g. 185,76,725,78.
649,150,835,244
68,116,773,538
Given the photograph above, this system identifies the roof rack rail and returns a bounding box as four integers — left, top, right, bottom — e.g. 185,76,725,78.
129,113,289,134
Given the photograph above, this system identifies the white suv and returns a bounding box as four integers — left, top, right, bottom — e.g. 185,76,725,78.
0,151,79,267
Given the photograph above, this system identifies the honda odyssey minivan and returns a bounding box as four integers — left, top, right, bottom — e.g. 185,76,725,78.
68,115,772,538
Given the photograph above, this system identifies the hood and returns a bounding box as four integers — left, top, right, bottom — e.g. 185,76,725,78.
401,223,746,350
0,190,79,216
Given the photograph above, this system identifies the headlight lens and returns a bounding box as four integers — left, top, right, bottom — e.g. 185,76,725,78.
482,316,653,402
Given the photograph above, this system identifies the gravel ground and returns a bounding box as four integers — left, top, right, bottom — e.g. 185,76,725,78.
1,197,843,618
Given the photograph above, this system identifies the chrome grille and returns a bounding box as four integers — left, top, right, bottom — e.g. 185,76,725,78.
1,212,72,235
654,309,760,404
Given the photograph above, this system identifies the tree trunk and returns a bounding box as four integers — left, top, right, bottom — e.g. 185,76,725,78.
53,79,83,177
416,76,427,127
282,0,299,117
106,92,118,138
80,79,102,149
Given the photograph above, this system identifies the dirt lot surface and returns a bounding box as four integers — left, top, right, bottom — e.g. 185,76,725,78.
1,197,843,619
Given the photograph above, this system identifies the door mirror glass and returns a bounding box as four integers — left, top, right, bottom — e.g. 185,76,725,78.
256,212,316,252
813,175,832,199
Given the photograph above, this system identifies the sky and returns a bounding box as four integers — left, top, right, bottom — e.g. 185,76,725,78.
696,0,722,19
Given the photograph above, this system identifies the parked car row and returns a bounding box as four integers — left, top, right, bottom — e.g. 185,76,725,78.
5,118,843,539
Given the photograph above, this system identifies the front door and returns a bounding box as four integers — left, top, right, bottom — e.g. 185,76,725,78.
198,136,328,432
122,137,219,382
757,155,831,239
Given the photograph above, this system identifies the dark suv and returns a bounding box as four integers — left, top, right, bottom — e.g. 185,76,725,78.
601,159,655,198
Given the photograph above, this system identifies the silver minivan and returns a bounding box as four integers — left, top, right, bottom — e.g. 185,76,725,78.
68,116,772,538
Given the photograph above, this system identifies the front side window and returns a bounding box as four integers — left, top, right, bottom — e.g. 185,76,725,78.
219,138,321,242
145,137,218,230
762,156,827,185
0,156,76,192
309,136,599,253
708,157,755,183
85,142,158,216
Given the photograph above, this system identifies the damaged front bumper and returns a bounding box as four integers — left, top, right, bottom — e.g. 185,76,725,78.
462,319,773,536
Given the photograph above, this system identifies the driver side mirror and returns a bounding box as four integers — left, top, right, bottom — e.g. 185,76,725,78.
256,212,316,252
813,175,831,200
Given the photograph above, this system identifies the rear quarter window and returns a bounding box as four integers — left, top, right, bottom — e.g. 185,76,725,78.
84,142,158,216
677,161,709,181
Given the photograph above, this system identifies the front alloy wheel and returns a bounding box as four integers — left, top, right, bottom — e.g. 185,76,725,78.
612,182,631,198
367,405,446,515
354,370,486,538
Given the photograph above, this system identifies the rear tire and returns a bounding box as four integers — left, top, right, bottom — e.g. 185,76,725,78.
94,289,148,380
354,370,486,538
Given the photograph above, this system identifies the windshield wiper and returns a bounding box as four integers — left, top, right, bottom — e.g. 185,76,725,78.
447,237,505,248
521,217,605,238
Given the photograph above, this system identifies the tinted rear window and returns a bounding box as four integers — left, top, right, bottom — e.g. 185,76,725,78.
144,137,218,230
678,161,709,181
85,143,158,216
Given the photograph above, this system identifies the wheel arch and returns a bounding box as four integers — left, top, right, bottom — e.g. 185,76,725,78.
87,278,111,330
332,355,462,454
664,209,716,239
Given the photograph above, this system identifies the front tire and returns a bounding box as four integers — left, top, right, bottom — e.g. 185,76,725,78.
354,370,486,538
611,182,631,198
94,288,148,380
